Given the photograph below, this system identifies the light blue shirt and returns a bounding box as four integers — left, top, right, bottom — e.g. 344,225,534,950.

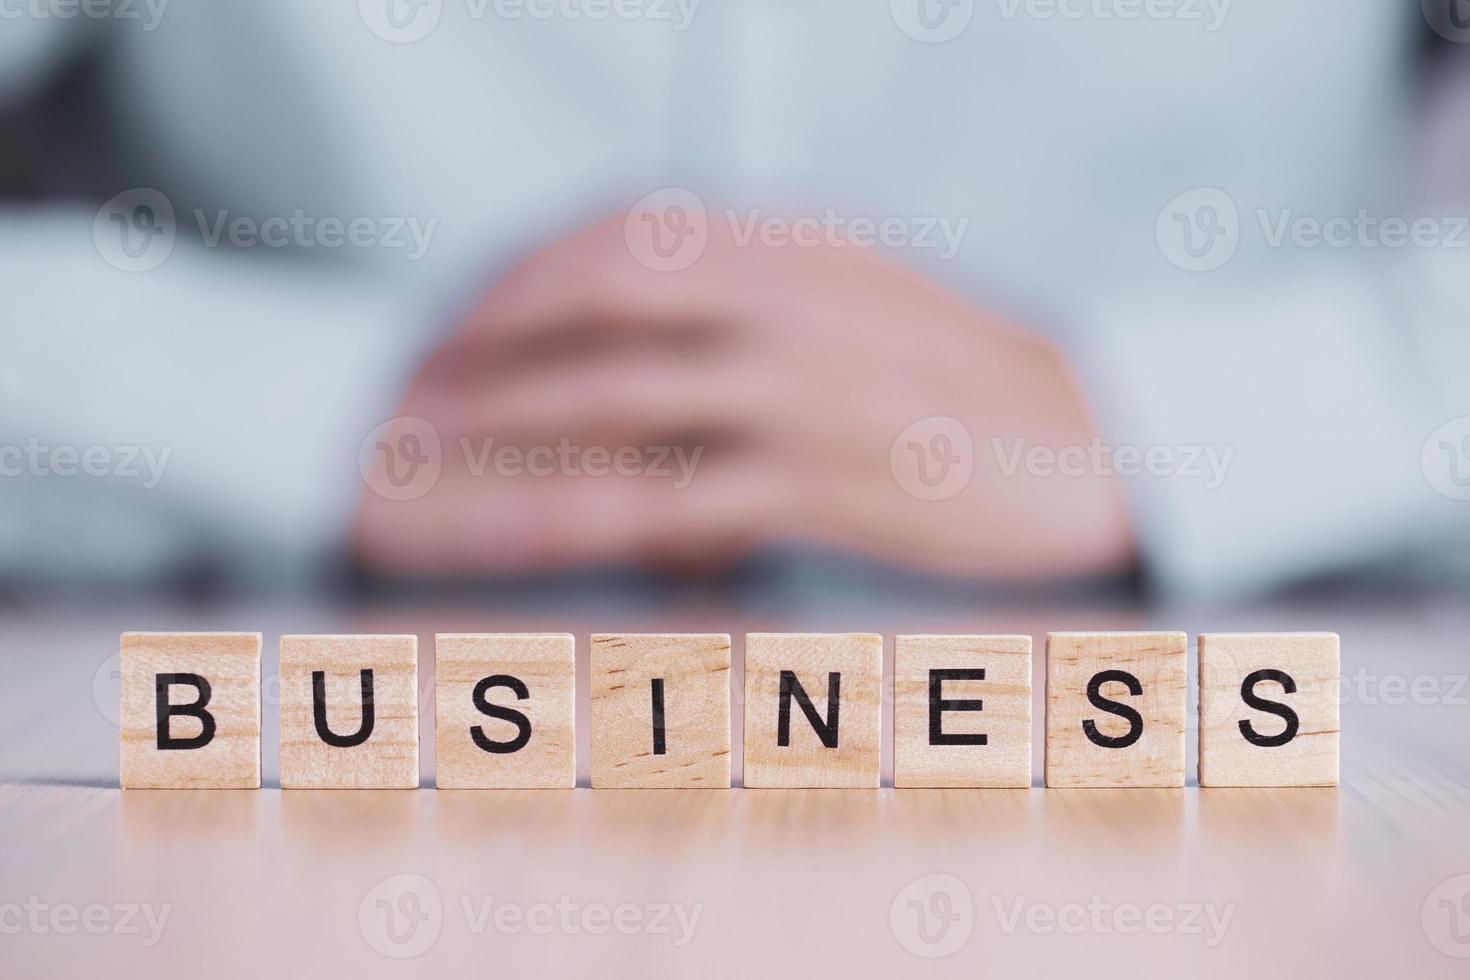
2,1,1467,597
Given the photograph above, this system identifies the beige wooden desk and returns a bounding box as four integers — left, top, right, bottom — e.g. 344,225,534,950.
2,598,1468,978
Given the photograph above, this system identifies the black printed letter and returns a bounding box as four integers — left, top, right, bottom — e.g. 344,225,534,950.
650,678,667,756
313,669,375,748
1238,668,1299,747
929,668,987,746
1082,669,1144,749
155,673,216,750
471,675,532,754
778,671,840,748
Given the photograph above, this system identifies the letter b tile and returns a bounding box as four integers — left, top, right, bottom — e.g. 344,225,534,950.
119,631,262,789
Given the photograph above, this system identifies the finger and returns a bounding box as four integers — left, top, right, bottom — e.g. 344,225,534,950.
433,218,741,379
458,349,787,447
428,308,731,388
361,453,790,576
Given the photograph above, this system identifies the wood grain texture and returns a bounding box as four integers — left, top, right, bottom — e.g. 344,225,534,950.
894,634,1031,788
434,633,575,789
4,603,1470,979
119,632,261,789
279,635,419,789
743,633,882,788
1199,632,1339,787
589,633,731,788
1045,631,1187,788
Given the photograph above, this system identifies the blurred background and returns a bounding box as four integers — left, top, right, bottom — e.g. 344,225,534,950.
5,9,1470,978
1,0,1468,611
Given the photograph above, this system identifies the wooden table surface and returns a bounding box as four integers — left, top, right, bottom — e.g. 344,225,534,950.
3,597,1468,978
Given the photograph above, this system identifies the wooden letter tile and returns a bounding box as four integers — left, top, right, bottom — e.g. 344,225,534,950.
120,632,261,789
590,634,731,788
435,634,575,789
1045,632,1187,788
279,635,419,789
1198,632,1339,787
743,633,882,788
894,635,1032,788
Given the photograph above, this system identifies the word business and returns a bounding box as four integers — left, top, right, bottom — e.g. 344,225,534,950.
118,631,1339,790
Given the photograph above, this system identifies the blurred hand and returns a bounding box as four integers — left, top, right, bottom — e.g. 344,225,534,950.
354,211,1133,581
